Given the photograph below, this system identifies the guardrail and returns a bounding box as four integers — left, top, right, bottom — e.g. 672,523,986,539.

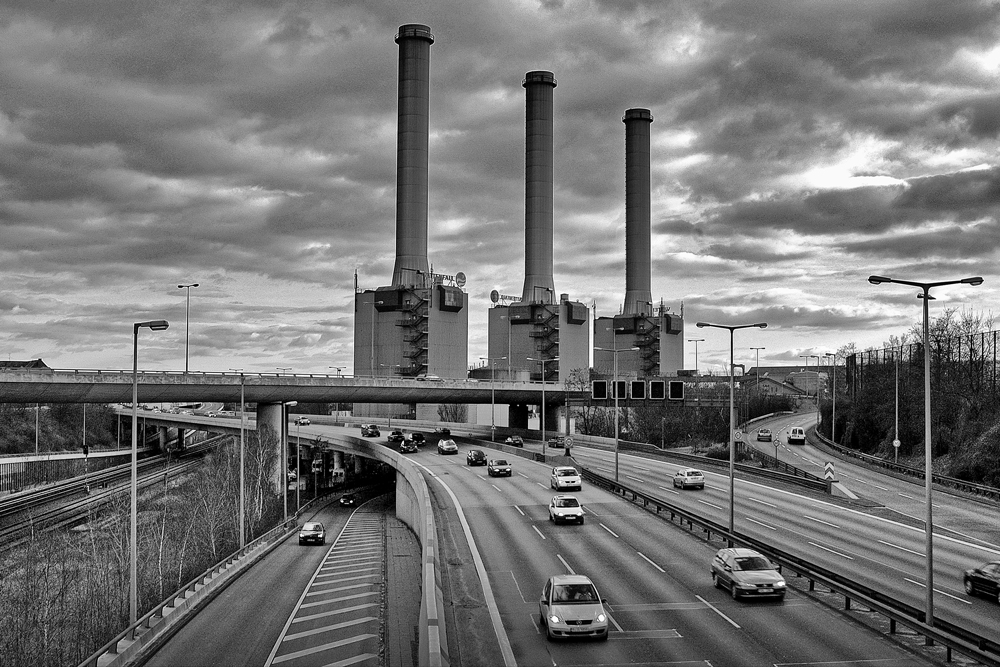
580,466,1000,666
810,428,1000,502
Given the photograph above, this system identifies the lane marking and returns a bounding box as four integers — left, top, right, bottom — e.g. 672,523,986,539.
625,474,645,483
513,505,525,516
898,492,914,499
696,595,740,629
637,552,665,573
807,541,854,560
745,517,777,531
600,523,620,538
803,515,840,529
747,497,777,508
532,525,546,540
698,499,723,510
491,484,502,492
557,554,575,574
879,540,924,557
657,485,681,495
904,578,973,604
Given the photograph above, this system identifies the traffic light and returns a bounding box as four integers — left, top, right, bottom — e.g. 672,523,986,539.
668,380,685,401
591,380,608,400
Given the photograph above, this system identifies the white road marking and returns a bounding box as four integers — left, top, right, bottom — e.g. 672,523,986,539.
696,595,740,629
808,541,853,559
745,517,777,531
625,474,645,483
558,554,575,574
513,505,525,516
657,485,681,495
491,484,502,492
803,515,840,529
532,525,546,540
747,497,777,508
898,492,914,499
879,540,924,557
904,578,973,604
637,552,665,572
698,499,724,510
600,523,619,538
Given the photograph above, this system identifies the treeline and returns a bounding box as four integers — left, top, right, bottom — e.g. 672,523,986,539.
0,403,121,455
0,428,282,667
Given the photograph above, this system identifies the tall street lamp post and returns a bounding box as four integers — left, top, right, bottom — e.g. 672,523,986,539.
750,347,765,389
131,319,169,625
177,283,198,373
868,274,982,630
696,320,766,542
823,353,837,443
687,338,704,375
230,369,246,548
480,356,507,441
800,354,821,426
594,344,639,481
527,357,559,456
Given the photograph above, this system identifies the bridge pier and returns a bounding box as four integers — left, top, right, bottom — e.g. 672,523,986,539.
256,403,287,492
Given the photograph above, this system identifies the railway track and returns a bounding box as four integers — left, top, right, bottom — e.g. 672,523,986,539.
0,438,223,549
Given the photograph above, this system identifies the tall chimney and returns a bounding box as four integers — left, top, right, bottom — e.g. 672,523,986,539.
622,108,653,315
391,24,434,287
521,71,557,304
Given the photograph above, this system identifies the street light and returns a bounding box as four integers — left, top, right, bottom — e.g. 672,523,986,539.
696,320,767,542
868,273,982,629
594,344,639,481
750,347,765,389
800,354,821,426
177,283,198,373
230,368,246,548
282,401,298,523
823,353,837,444
131,319,169,625
276,367,291,375
526,357,559,456
480,356,507,441
328,366,344,377
687,338,705,375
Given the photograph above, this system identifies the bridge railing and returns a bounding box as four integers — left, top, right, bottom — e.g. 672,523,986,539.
580,466,1000,666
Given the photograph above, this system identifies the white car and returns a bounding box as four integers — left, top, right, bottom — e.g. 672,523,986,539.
294,416,311,425
549,495,584,524
437,438,458,455
538,574,608,641
550,466,582,491
756,427,772,442
787,426,806,445
672,468,705,490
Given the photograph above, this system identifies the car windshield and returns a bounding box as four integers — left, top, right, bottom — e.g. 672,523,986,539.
494,460,508,465
303,523,323,531
555,498,579,508
553,583,598,603
734,556,773,571
557,469,577,477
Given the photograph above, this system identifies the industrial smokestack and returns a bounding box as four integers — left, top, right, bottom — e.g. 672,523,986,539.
622,108,653,316
391,24,434,287
521,71,557,304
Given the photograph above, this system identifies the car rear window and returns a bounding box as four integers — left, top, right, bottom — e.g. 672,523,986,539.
734,556,773,571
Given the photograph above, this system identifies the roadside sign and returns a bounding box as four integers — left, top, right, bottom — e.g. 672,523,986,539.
734,430,743,441
892,439,900,449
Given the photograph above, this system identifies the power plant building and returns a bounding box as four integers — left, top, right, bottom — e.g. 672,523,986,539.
354,24,469,419
593,109,684,379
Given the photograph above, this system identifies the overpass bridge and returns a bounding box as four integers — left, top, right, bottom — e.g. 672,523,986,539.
0,369,585,406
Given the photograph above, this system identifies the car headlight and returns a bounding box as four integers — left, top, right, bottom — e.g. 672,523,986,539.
548,614,562,624
774,581,786,588
597,613,606,622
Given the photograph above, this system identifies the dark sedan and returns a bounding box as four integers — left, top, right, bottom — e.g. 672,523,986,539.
964,561,1000,602
466,449,487,466
298,522,326,546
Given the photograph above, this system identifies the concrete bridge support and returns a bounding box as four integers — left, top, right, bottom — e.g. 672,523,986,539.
256,402,287,492
158,426,169,453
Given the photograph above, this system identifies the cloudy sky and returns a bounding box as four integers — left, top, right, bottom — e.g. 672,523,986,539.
2,0,998,377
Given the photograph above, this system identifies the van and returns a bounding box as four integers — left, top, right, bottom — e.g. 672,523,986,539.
787,426,806,445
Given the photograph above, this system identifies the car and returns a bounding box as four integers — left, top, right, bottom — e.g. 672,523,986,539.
549,495,584,524
466,449,487,466
437,438,458,455
963,561,1000,602
410,432,426,446
487,459,512,477
298,522,326,546
711,548,786,600
787,426,806,445
294,416,311,425
505,435,524,447
339,493,356,507
538,574,608,641
550,466,582,491
400,441,418,454
387,430,405,444
672,468,705,490
361,424,380,437
435,427,451,437
756,427,772,442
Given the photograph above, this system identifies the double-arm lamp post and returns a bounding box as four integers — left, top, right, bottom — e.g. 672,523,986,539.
696,320,767,542
480,356,507,441
131,319,169,625
868,274,982,630
177,283,198,373
526,357,559,456
799,354,821,426
594,344,639,481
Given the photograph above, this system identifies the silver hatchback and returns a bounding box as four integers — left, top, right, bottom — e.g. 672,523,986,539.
538,574,609,641
711,548,786,600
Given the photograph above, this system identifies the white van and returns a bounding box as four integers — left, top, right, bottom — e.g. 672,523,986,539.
787,427,806,445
